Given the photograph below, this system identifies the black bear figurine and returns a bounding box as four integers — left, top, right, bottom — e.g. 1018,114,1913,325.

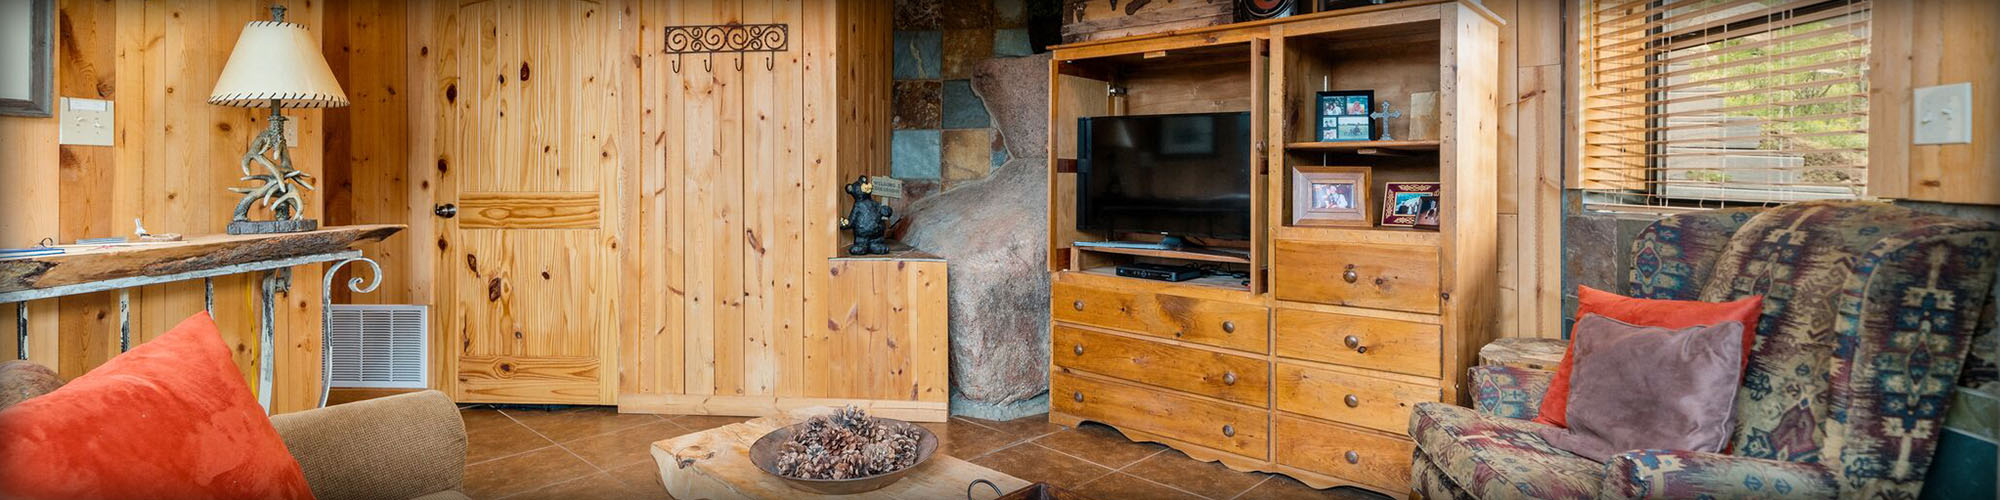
839,176,894,255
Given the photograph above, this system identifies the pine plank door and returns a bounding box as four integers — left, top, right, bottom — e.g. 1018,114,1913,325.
433,0,629,404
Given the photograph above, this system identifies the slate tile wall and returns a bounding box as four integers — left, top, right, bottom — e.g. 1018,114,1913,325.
892,0,1030,191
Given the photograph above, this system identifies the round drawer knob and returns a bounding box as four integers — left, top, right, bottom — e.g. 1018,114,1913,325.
1345,451,1360,464
1344,394,1360,407
1223,372,1238,385
1343,335,1363,350
1073,344,1085,355
1343,265,1359,283
1072,391,1084,402
1222,425,1236,437
1221,320,1236,334
1072,300,1085,311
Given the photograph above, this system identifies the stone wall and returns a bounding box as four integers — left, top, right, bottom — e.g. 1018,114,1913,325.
894,53,1056,420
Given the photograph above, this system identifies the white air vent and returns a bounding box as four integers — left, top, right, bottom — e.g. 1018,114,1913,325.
326,305,428,389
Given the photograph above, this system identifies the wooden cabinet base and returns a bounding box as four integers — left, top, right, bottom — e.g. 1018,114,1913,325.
1048,411,1405,493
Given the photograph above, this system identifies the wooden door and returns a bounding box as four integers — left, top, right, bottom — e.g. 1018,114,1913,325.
433,0,630,404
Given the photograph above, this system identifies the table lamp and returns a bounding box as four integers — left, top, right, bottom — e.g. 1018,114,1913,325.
209,5,347,234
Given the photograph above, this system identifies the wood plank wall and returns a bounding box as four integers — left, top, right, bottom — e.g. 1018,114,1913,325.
0,0,330,414
624,0,896,403
1483,0,1564,339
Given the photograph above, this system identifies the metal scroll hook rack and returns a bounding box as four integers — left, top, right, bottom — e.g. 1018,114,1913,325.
662,23,789,73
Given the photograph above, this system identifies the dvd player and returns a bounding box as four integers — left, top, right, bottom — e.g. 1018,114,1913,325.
1115,263,1201,282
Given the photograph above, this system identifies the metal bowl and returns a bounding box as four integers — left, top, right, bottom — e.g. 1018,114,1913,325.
748,416,940,495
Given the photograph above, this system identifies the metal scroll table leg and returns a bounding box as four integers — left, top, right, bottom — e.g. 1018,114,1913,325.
15,302,25,361
118,289,131,352
257,269,291,411
319,257,382,408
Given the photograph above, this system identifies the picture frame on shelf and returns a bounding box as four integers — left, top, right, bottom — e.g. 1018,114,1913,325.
1382,181,1440,229
1290,166,1371,227
1315,90,1374,141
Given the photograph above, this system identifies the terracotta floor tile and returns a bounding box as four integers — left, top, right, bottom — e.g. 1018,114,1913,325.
920,420,1019,460
1032,422,1166,469
1077,472,1206,500
669,414,752,433
609,460,671,496
960,413,1063,440
564,421,685,470
460,407,518,433
502,472,654,500
1237,474,1388,500
970,443,1113,491
463,446,601,499
1123,449,1270,499
466,418,556,465
503,407,663,443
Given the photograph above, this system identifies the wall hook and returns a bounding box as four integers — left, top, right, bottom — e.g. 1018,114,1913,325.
766,55,774,70
671,58,680,73
704,55,712,72
735,56,743,71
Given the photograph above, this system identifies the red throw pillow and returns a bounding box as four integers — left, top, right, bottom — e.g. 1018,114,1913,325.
1533,286,1762,429
0,312,315,500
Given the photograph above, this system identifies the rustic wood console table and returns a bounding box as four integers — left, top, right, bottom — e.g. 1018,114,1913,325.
0,225,404,410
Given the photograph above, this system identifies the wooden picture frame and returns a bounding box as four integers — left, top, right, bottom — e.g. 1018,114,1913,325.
1382,181,1440,228
1314,90,1374,142
1290,166,1371,226
0,0,53,117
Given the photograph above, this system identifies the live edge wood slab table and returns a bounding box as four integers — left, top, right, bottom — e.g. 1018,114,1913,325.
0,224,403,410
652,407,1030,499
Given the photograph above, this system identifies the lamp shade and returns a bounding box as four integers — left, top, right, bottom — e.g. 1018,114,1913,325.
208,20,347,108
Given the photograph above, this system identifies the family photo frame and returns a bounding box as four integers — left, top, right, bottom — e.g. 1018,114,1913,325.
1382,181,1440,229
1289,166,1371,227
1314,90,1374,142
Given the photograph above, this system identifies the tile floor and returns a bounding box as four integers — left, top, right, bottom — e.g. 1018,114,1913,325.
461,404,1387,500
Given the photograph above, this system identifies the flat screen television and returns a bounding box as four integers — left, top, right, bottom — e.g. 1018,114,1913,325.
1076,111,1254,240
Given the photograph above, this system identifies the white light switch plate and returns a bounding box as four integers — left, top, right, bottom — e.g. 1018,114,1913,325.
1913,83,1972,145
58,97,115,146
284,119,300,145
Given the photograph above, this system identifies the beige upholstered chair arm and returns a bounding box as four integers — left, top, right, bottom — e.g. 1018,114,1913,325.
270,390,466,500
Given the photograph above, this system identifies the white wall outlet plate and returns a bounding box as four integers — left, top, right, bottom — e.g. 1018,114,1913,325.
58,97,115,147
284,119,300,145
1913,82,1973,145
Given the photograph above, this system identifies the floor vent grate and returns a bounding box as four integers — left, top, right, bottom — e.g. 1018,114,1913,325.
326,304,428,389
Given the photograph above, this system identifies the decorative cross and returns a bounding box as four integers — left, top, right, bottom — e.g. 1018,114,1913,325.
1370,100,1403,141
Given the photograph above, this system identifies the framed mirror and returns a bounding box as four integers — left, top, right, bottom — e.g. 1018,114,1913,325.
0,0,53,117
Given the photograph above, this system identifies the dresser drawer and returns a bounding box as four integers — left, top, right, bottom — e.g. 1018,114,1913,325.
1274,308,1441,378
1052,283,1268,354
1271,239,1439,314
1055,325,1269,407
1274,415,1414,491
1053,370,1268,459
1274,363,1436,434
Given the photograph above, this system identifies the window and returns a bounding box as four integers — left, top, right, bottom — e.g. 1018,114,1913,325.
1579,0,1871,208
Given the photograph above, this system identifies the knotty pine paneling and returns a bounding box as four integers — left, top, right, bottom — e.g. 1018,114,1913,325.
623,0,895,405
2,0,330,414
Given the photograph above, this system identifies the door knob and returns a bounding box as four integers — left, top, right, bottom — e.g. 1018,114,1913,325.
434,203,458,218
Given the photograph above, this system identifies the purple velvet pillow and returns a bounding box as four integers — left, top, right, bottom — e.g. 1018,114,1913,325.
1537,313,1743,462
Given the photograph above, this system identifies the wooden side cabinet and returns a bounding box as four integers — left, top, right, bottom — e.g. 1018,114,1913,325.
1045,1,1501,494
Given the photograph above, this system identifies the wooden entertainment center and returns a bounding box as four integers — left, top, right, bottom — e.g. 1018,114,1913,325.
1044,1,1499,493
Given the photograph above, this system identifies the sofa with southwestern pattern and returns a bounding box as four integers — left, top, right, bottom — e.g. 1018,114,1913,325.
1409,201,2000,499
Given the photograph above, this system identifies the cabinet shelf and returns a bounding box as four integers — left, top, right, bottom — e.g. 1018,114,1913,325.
1071,244,1252,265
1283,140,1440,154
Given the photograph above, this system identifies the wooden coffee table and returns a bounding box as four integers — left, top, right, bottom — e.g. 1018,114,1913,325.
651,407,1030,499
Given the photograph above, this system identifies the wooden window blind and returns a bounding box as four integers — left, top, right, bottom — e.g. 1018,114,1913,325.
1580,0,1870,208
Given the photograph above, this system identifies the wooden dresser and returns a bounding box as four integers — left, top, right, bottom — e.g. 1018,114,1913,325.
1044,1,1499,493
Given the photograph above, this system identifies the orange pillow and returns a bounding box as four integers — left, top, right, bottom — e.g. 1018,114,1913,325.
1533,286,1762,429
0,312,315,500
